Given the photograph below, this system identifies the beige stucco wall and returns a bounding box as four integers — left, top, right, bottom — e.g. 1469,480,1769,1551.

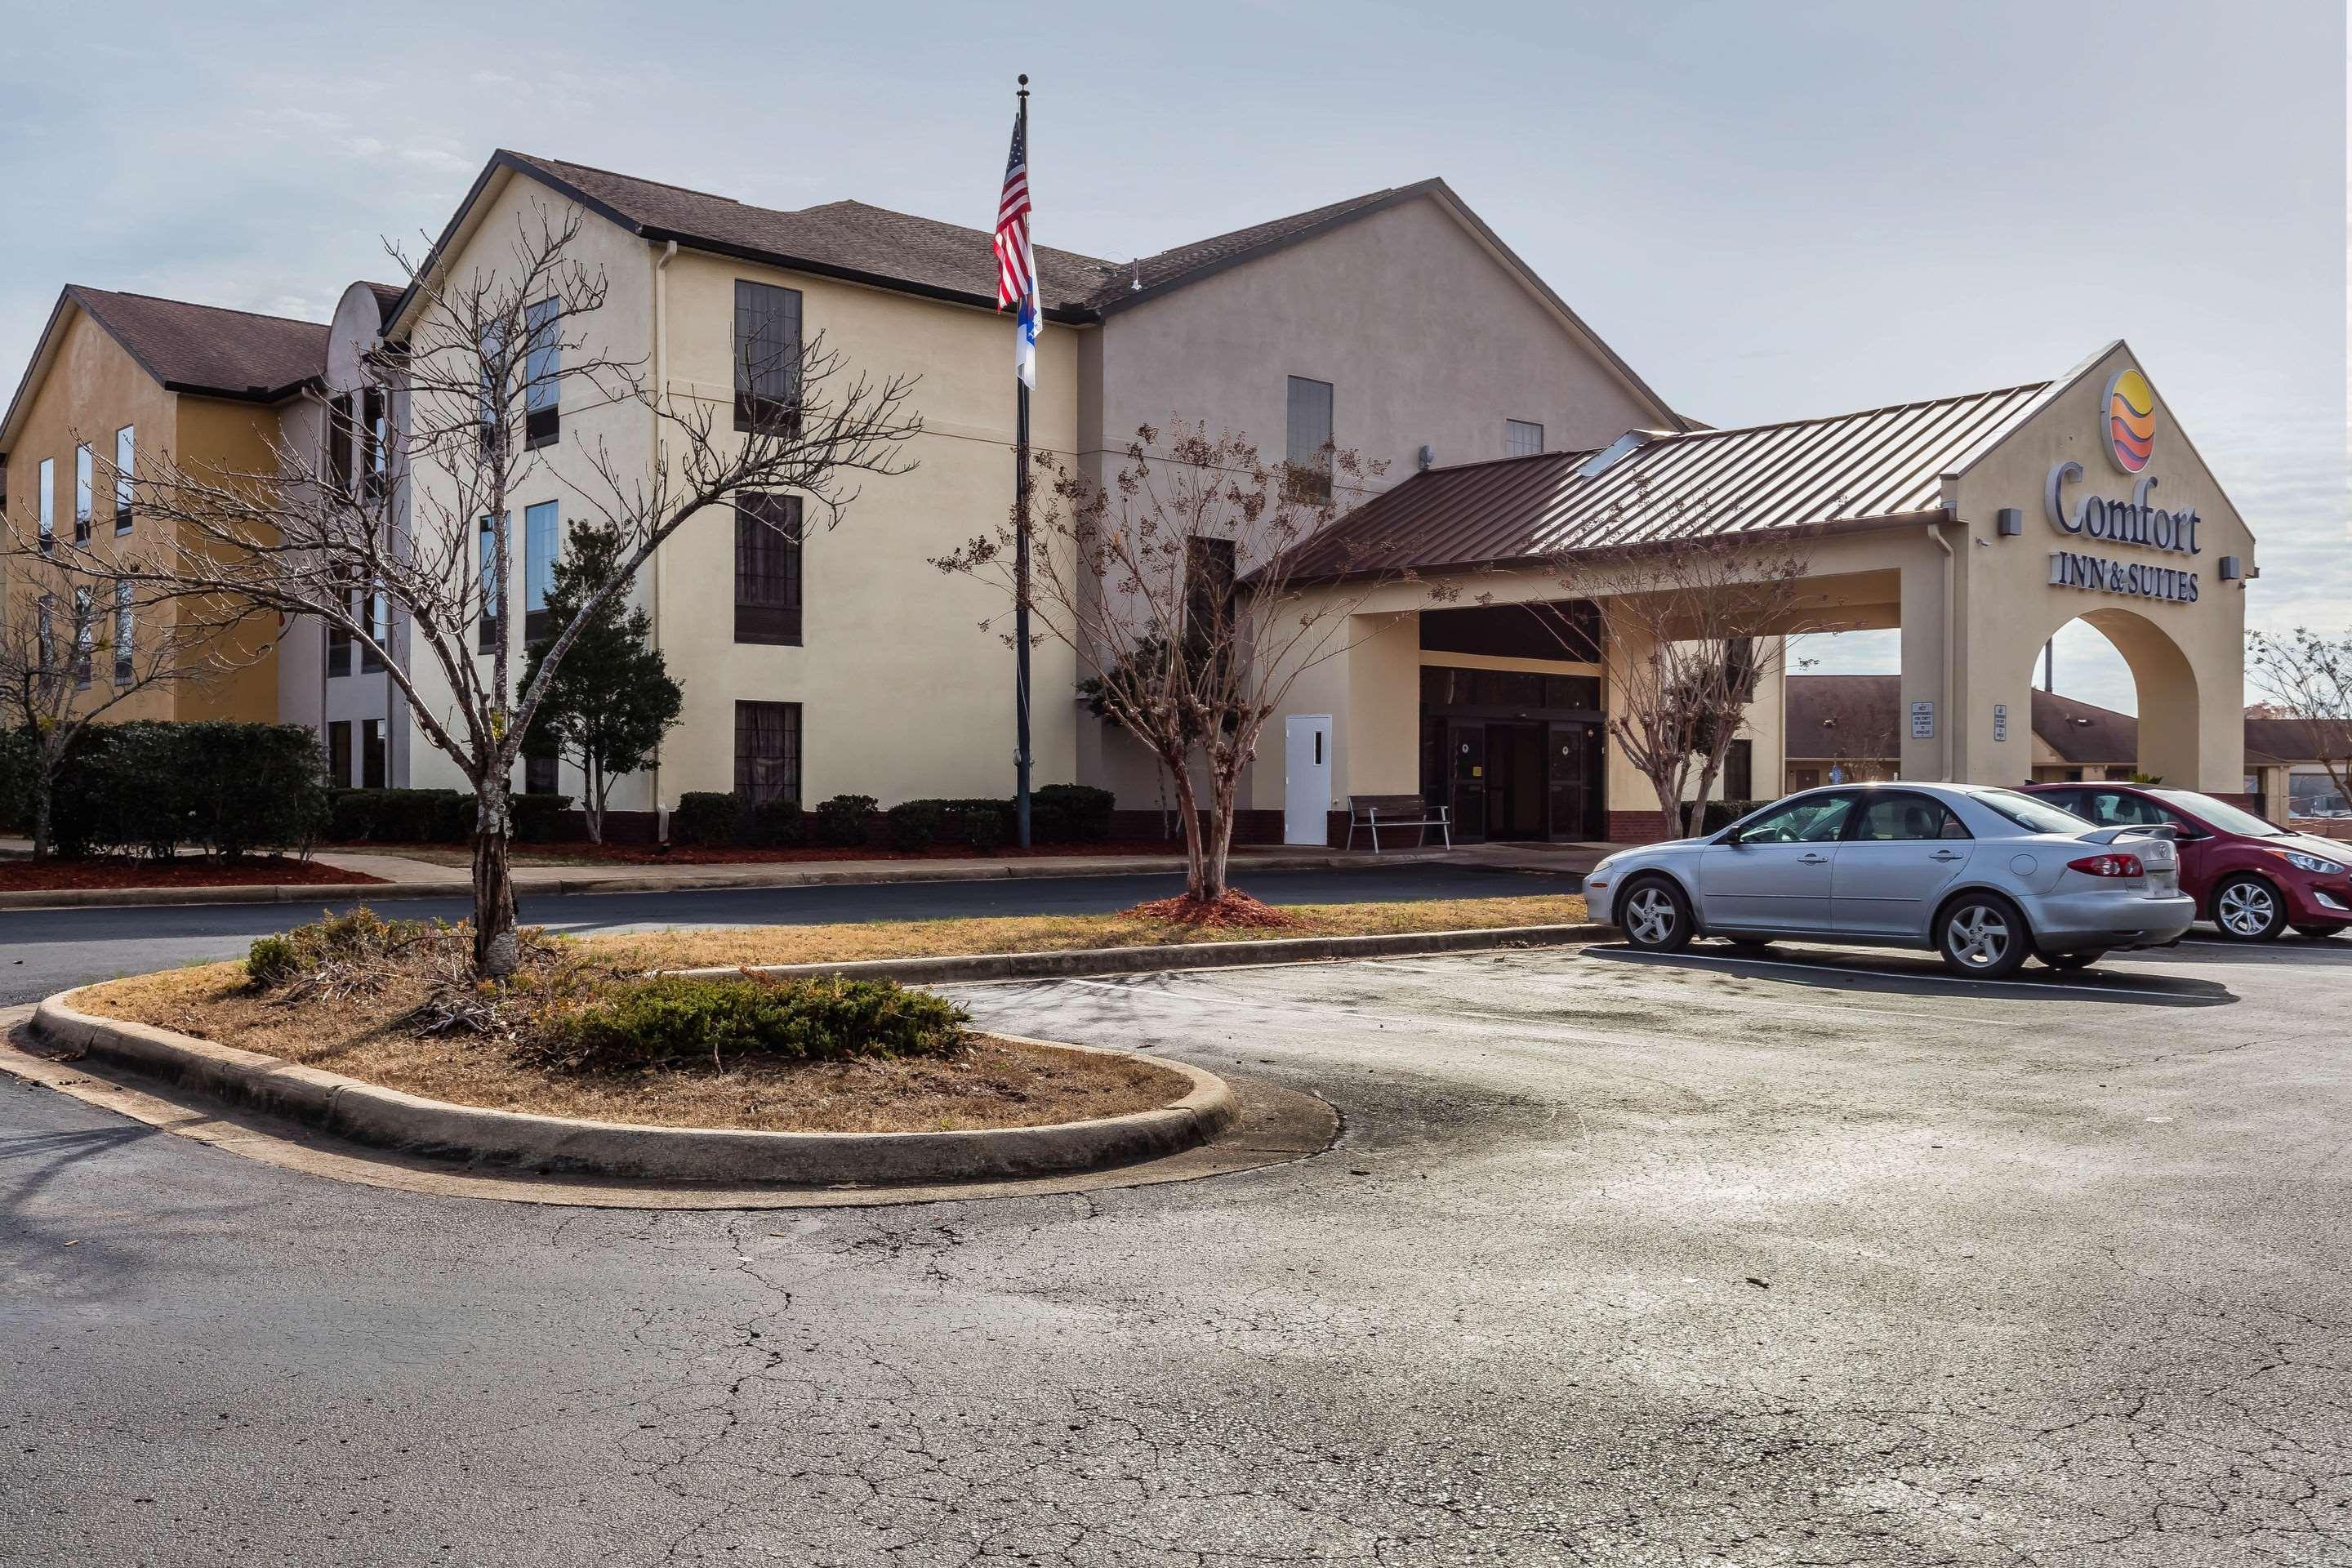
1,303,281,724
403,168,1082,812
1944,344,2251,792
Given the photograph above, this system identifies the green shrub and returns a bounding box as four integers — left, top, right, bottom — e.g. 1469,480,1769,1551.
510,792,576,844
45,720,325,860
811,794,877,848
672,791,746,847
1033,783,1113,843
328,787,473,844
0,729,31,834
247,907,431,989
746,798,804,848
886,800,942,851
523,973,969,1071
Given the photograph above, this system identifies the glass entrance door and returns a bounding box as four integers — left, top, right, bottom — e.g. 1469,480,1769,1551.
1484,722,1548,840
1547,721,1604,840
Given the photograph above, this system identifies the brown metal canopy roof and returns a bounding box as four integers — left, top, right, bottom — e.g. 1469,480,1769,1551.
1285,380,2053,581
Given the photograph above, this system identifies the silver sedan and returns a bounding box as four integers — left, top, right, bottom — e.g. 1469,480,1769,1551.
1581,782,2195,978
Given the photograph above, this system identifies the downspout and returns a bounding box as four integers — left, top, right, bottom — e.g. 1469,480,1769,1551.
649,238,677,833
1928,520,1953,780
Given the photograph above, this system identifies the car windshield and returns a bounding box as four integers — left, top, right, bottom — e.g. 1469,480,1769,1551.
1975,788,2096,836
2152,789,2283,839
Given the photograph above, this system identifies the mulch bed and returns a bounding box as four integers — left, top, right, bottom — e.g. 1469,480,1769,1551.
1121,891,1307,930
0,857,385,892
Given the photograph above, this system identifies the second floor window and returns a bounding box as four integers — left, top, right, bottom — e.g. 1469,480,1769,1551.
114,425,134,532
734,280,802,435
478,515,502,652
112,581,134,684
523,297,559,449
74,443,92,541
523,501,559,645
37,457,53,551
1183,536,1236,666
327,393,355,496
72,586,94,687
1285,376,1334,503
363,388,390,499
734,492,802,645
361,586,388,674
1505,419,1544,458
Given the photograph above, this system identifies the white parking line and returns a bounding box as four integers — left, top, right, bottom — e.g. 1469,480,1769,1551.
1591,946,2192,1000
1354,955,2007,1028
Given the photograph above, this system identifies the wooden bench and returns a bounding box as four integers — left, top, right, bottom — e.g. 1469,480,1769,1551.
1345,794,1452,853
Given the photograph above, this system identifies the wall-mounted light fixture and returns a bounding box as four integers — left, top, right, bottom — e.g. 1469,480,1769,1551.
1996,507,2023,537
2219,555,2243,581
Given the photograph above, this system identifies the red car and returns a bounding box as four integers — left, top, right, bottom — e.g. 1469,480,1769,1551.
2023,782,2352,942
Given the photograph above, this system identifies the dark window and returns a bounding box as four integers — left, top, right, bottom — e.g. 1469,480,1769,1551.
1183,536,1236,663
1421,601,1600,662
327,721,352,786
1846,792,1962,842
327,591,353,677
362,719,385,789
478,320,506,458
478,516,501,653
734,701,802,805
1420,665,1601,715
2080,790,2173,829
523,297,559,448
524,751,559,796
1541,674,1602,710
734,493,803,644
114,425,133,532
523,501,558,646
327,393,355,496
1285,376,1333,502
362,387,390,499
1725,738,1753,801
359,585,386,674
733,281,803,435
74,443,91,542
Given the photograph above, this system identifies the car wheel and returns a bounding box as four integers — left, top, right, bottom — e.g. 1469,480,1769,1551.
1619,877,1694,953
2212,875,2288,942
2042,951,2100,972
2292,923,2346,941
1937,893,2029,979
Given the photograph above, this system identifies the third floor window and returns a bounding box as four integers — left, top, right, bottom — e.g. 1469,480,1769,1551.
734,280,802,436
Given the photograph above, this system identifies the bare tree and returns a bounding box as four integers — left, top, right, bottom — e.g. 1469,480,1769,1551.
1548,533,1817,837
39,205,923,973
936,422,1420,907
2249,625,2352,815
0,552,228,858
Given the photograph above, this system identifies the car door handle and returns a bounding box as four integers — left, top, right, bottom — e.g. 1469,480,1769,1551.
1797,853,1828,865
1930,850,1965,861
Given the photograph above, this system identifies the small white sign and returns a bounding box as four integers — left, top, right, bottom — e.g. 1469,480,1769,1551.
1993,702,2009,743
1910,701,1936,740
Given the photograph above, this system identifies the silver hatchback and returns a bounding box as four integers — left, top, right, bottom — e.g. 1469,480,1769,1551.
1582,782,2195,978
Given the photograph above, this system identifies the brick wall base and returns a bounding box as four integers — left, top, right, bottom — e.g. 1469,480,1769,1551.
1107,808,1301,847
1607,809,1675,845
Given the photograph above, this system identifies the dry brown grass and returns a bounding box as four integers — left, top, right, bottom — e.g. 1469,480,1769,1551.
78,964,1190,1134
586,891,1588,972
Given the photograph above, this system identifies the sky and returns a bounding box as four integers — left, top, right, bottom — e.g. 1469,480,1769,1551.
2,0,2343,717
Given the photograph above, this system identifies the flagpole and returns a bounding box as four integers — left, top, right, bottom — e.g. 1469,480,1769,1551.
1013,72,1034,850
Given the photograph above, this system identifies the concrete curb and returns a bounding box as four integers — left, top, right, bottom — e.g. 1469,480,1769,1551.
669,921,1611,987
0,850,1441,912
27,993,1237,1185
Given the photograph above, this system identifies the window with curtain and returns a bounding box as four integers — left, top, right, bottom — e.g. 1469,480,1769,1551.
114,425,134,532
733,281,803,434
734,492,803,644
74,443,91,541
523,297,559,448
112,581,133,684
524,501,559,645
1505,419,1544,458
734,701,802,805
1285,376,1334,502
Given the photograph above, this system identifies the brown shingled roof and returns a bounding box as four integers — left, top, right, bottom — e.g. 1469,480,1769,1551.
1784,676,2142,766
2245,715,2352,764
65,286,327,399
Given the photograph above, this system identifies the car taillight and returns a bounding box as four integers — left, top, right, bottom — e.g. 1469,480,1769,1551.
2068,853,2144,878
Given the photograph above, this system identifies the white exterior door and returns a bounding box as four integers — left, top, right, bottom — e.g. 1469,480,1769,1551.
1284,714,1334,846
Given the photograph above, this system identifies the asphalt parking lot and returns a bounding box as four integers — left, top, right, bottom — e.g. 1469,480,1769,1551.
6,933,2350,1564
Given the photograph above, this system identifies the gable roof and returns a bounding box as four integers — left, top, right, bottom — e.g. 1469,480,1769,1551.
395,153,1679,428
1281,378,2052,581
1,286,328,454
1784,675,2142,765
2245,715,2352,764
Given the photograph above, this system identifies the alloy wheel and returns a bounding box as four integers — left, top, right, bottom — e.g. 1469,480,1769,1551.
1625,887,1677,946
1946,904,2011,969
2216,880,2278,938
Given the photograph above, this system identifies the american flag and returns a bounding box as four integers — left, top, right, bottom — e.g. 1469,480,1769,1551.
993,111,1034,310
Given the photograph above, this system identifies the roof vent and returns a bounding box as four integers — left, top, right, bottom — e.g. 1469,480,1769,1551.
1574,429,1669,479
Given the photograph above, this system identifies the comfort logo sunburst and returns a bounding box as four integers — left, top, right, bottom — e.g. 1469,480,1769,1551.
2104,368,2155,474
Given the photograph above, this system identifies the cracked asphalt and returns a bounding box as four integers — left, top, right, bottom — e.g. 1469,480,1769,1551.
5,933,2350,1565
